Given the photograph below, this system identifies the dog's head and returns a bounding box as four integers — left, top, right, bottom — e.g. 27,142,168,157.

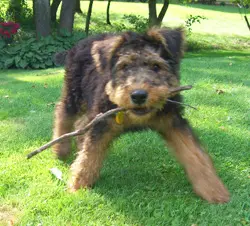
92,28,185,121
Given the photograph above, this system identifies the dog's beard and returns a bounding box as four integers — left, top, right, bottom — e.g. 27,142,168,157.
126,109,156,124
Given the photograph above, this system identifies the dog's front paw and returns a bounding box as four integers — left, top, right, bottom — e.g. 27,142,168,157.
68,175,95,193
193,176,230,203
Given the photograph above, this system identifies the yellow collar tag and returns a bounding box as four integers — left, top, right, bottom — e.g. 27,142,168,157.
115,111,124,124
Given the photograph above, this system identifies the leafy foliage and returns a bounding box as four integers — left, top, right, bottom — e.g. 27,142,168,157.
185,15,207,33
6,0,33,27
0,2,9,22
82,13,148,34
123,14,149,32
0,33,86,69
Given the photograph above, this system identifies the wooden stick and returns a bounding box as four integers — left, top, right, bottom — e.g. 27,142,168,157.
27,107,124,159
168,85,192,94
26,85,193,159
167,99,198,110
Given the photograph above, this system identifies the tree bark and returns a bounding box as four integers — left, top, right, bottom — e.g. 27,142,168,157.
59,0,76,36
85,0,94,36
34,0,51,39
106,0,112,25
148,0,158,27
148,0,169,27
75,0,82,14
51,0,61,22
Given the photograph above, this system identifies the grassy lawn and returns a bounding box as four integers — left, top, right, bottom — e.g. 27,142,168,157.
1,1,250,225
22,1,250,51
71,1,250,51
1,51,250,225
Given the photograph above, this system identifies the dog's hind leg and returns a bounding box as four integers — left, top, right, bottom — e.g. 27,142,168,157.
161,115,230,203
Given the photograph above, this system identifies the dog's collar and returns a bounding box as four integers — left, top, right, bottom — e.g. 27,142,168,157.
115,111,124,124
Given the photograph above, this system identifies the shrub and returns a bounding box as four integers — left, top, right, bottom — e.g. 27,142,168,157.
123,14,148,32
6,0,33,27
185,15,207,33
0,32,86,69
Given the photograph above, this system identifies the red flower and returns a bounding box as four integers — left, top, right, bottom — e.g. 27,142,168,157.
14,23,20,29
10,29,16,34
0,21,20,40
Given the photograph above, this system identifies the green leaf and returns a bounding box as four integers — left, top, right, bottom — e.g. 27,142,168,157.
15,56,21,64
4,58,14,68
45,60,53,66
26,52,34,58
32,63,40,69
19,59,29,69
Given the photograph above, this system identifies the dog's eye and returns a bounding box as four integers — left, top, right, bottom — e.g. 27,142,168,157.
152,64,160,73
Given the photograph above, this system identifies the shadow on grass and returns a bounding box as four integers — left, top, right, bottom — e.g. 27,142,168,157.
2,54,250,224
89,126,249,225
185,50,250,58
0,69,62,120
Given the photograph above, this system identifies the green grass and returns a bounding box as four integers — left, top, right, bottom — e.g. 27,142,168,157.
21,1,250,51
1,52,250,225
70,1,250,51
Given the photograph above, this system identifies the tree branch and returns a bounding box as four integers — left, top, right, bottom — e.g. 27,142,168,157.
26,85,193,159
157,0,169,25
168,85,192,94
244,16,250,31
27,107,124,159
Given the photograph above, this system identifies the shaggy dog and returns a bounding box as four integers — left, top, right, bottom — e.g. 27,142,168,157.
53,28,229,203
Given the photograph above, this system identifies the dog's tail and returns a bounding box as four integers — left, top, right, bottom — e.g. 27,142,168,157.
53,50,69,66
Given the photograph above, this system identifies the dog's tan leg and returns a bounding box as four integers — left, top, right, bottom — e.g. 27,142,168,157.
162,116,230,203
53,101,75,159
69,120,121,191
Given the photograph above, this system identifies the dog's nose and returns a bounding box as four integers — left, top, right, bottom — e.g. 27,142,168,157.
131,90,148,105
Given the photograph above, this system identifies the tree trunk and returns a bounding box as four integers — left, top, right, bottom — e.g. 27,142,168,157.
75,0,82,14
106,0,112,25
34,0,51,39
59,0,76,36
51,0,61,22
148,0,169,27
85,0,94,36
148,0,158,27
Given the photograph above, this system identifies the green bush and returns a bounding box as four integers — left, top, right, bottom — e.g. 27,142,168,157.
123,14,148,32
6,0,33,27
0,33,86,69
87,13,148,34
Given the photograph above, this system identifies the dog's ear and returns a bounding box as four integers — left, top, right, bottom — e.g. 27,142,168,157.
147,27,185,61
91,36,124,73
